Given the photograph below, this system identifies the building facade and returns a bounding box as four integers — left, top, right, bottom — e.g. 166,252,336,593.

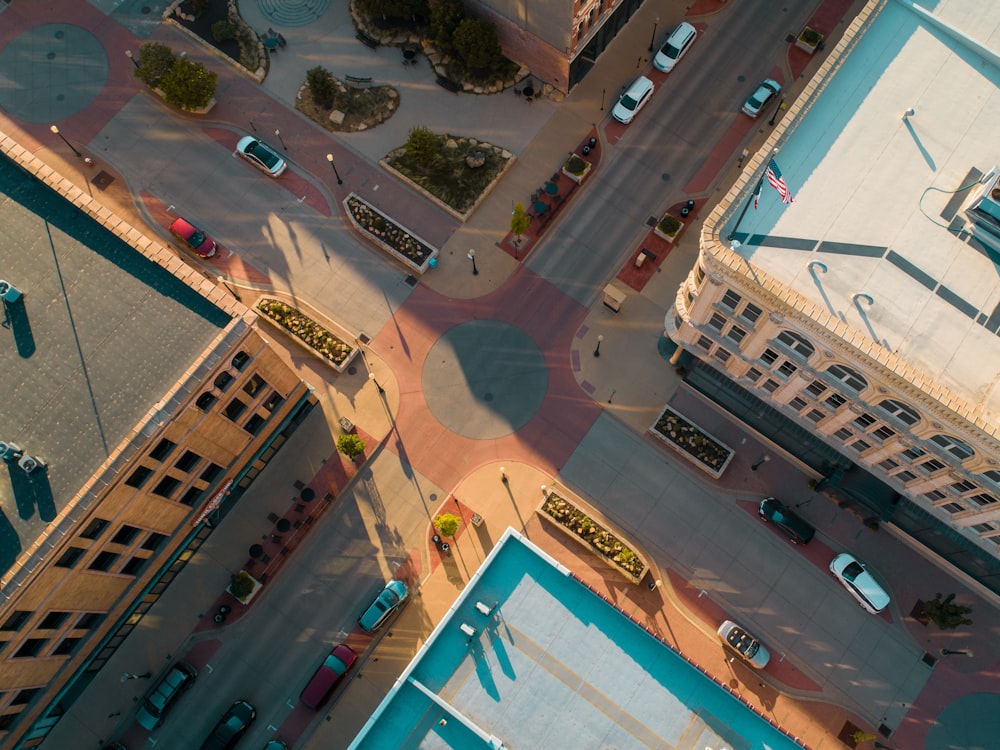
0,140,314,747
666,0,1000,599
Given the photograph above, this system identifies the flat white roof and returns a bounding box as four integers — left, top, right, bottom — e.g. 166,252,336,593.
730,0,1000,421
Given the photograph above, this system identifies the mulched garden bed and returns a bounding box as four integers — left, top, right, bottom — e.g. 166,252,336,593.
174,1,240,61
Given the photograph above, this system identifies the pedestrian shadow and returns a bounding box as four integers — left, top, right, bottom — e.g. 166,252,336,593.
6,461,56,522
2,297,35,358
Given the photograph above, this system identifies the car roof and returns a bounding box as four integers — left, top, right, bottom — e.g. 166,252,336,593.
627,76,653,95
666,22,696,45
832,554,889,609
169,217,196,236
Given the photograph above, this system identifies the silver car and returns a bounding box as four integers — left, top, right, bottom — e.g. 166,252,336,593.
717,620,770,669
236,136,287,177
741,78,781,119
829,553,890,613
653,22,697,73
612,76,655,124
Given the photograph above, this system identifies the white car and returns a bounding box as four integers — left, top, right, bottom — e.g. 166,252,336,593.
612,75,655,124
236,136,287,177
829,553,890,614
653,22,697,73
717,620,770,669
741,78,781,119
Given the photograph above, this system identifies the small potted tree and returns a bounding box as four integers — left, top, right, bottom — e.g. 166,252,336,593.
655,213,683,242
227,570,262,604
561,154,591,183
337,433,367,462
796,26,824,55
510,203,530,248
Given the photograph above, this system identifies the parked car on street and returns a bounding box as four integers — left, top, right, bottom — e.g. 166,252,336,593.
358,579,408,632
236,136,287,177
299,644,357,709
169,217,217,258
201,699,256,750
830,553,890,613
717,620,770,668
741,78,781,118
758,497,815,544
612,75,655,124
135,660,197,730
653,22,698,73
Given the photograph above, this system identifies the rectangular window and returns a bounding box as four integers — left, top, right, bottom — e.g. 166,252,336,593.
805,409,825,423
149,438,177,461
11,688,40,706
152,476,181,498
951,480,976,494
76,612,105,630
941,502,964,513
243,374,267,398
55,547,85,569
1,612,31,632
739,303,762,325
878,458,899,471
725,326,747,345
696,335,713,352
825,393,846,409
142,533,167,552
744,367,763,382
223,398,247,421
51,637,81,657
760,349,779,366
872,426,896,441
263,391,284,412
39,612,69,630
903,446,926,461
174,450,201,473
761,379,781,393
969,493,998,507
88,551,119,572
708,313,726,333
777,361,798,378
712,348,731,363
853,413,876,430
789,397,808,411
894,470,917,482
834,428,854,441
179,487,202,507
200,463,223,483
244,414,266,436
15,639,48,658
971,523,994,534
120,556,148,577
850,439,871,453
124,466,153,489
806,381,826,398
923,489,947,502
79,518,109,540
919,459,946,474
720,290,741,311
112,525,141,546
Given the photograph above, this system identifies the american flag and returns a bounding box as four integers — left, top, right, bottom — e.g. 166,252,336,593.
766,159,794,204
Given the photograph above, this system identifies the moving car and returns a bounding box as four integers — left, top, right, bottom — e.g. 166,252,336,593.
201,699,256,750
758,497,815,545
741,78,781,118
717,620,770,668
236,136,287,177
135,661,197,730
299,644,357,709
829,553,890,614
169,217,217,258
358,579,408,632
612,76,655,124
653,22,697,73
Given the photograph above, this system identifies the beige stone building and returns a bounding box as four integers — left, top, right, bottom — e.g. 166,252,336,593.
0,140,315,747
666,0,1000,598
471,0,647,92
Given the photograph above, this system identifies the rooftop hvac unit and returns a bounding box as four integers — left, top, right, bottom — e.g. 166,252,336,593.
459,623,476,638
19,454,46,474
0,280,22,303
1,442,22,462
475,601,493,616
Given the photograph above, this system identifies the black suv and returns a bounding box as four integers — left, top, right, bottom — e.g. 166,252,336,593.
135,661,197,730
201,700,256,750
758,497,815,544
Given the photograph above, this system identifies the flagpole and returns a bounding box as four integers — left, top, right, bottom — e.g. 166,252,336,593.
727,173,765,242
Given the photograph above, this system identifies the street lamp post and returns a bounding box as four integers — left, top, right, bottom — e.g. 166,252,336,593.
124,49,139,68
325,153,343,184
939,648,971,656
593,335,603,357
274,128,287,151
468,249,478,275
648,17,659,52
368,372,385,395
49,125,81,157
768,97,785,126
751,455,770,471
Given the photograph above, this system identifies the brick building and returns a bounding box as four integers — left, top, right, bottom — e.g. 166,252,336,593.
666,0,1000,598
0,141,314,747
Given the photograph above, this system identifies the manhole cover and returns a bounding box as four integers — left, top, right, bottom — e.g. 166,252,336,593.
91,170,114,190
347,366,357,375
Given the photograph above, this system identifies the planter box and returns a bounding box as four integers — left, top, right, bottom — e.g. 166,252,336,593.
226,571,262,605
344,194,439,274
561,156,592,184
538,489,648,584
654,214,684,243
650,405,734,478
795,27,823,55
256,297,358,373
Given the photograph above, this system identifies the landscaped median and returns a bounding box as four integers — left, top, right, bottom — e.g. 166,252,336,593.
255,298,358,372
538,488,648,584
344,194,439,274
650,405,734,478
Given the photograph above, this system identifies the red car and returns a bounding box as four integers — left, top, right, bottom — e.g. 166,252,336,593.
169,217,217,258
299,644,357,709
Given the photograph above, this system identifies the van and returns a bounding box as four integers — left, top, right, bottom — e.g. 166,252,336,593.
135,661,197,730
653,22,697,73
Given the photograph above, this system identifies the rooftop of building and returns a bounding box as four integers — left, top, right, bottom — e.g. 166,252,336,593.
0,152,230,575
721,0,1000,425
348,529,802,750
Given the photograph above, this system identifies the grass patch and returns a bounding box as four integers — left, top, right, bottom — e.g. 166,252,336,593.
385,134,510,215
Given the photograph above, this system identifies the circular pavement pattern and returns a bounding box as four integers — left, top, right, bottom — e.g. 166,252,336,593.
257,0,333,27
926,692,1000,749
422,320,548,440
0,25,107,123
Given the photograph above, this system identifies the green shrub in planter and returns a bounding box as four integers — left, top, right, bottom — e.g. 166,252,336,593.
230,571,254,600
160,57,218,110
799,27,822,46
564,155,588,176
306,66,336,108
212,20,237,42
135,42,176,88
433,512,462,538
337,433,366,460
658,214,681,236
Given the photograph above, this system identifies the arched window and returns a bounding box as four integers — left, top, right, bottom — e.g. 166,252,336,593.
981,470,1000,487
776,330,814,359
195,392,217,411
930,434,974,461
231,351,250,371
214,372,234,391
877,399,920,426
826,364,867,393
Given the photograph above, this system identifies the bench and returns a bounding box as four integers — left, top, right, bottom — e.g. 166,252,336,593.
356,30,380,49
634,252,647,269
345,75,373,89
436,75,461,93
